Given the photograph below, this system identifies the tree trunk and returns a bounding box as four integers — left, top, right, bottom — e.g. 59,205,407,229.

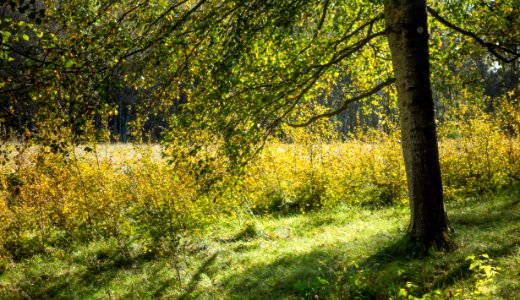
384,0,451,247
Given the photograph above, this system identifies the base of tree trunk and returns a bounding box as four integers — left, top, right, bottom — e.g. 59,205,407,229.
382,231,454,258
406,230,454,254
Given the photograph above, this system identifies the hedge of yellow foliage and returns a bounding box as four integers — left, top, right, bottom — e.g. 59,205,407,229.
0,102,519,267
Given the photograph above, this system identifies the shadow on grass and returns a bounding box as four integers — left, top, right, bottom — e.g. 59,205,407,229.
222,247,344,300
2,193,519,299
2,249,158,300
177,251,219,300
2,244,220,300
450,194,520,228
219,193,520,299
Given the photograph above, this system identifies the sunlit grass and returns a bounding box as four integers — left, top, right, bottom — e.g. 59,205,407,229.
1,192,519,299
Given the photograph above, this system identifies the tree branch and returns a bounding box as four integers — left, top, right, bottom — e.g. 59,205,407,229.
0,85,31,95
330,12,384,51
427,6,519,63
311,29,387,69
313,0,330,38
286,77,396,127
1,43,58,67
117,0,207,63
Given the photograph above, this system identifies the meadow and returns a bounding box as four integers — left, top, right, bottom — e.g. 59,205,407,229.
1,104,520,299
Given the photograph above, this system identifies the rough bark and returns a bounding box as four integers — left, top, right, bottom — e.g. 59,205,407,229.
384,0,451,247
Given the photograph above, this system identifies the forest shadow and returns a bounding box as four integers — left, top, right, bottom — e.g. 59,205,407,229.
174,251,219,300
222,247,345,300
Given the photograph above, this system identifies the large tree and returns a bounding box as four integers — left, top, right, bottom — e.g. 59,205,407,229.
168,0,517,248
384,0,450,246
383,0,518,246
177,0,519,248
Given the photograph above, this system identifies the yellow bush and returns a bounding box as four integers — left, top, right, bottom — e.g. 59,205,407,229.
238,128,407,215
1,102,519,262
439,102,520,198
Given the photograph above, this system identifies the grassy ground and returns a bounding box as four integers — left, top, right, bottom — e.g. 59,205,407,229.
0,190,519,299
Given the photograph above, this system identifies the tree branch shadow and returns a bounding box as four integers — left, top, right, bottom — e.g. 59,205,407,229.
177,251,219,300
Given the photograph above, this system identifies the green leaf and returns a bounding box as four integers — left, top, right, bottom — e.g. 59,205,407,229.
469,262,479,270
65,60,74,68
22,34,29,41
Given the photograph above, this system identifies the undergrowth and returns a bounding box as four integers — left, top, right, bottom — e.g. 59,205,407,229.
0,193,519,299
0,102,519,298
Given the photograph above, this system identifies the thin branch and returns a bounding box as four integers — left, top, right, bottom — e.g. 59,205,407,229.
271,73,323,125
298,7,365,57
479,0,519,25
116,0,207,63
1,43,59,67
0,85,31,95
94,0,122,24
0,102,16,118
142,0,189,34
287,77,396,127
101,1,150,37
427,6,519,63
117,1,150,25
311,29,387,68
480,0,495,12
313,0,330,38
330,12,384,52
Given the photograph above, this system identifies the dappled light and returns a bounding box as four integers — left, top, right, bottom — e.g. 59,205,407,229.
1,0,519,298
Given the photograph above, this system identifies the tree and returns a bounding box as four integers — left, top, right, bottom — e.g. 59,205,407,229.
194,0,452,247
386,0,518,246
169,0,518,248
384,0,450,247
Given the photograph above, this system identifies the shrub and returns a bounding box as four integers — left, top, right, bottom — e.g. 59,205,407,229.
1,102,520,264
439,102,520,198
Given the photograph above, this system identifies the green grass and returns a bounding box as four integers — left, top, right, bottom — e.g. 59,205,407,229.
1,191,519,299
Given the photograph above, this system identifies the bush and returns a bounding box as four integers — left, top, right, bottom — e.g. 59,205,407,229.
1,102,520,264
439,102,520,198
0,144,207,263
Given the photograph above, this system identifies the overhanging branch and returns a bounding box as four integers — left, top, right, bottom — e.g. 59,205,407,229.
313,0,330,38
286,77,396,127
427,6,519,63
117,0,207,63
312,30,387,69
1,43,58,67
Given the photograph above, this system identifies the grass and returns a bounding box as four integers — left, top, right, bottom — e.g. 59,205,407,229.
1,191,519,299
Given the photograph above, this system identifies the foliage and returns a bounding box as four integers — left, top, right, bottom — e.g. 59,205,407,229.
243,130,407,216
394,254,501,299
3,0,516,159
0,0,519,296
0,144,209,266
466,254,501,296
439,98,520,198
2,102,520,266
